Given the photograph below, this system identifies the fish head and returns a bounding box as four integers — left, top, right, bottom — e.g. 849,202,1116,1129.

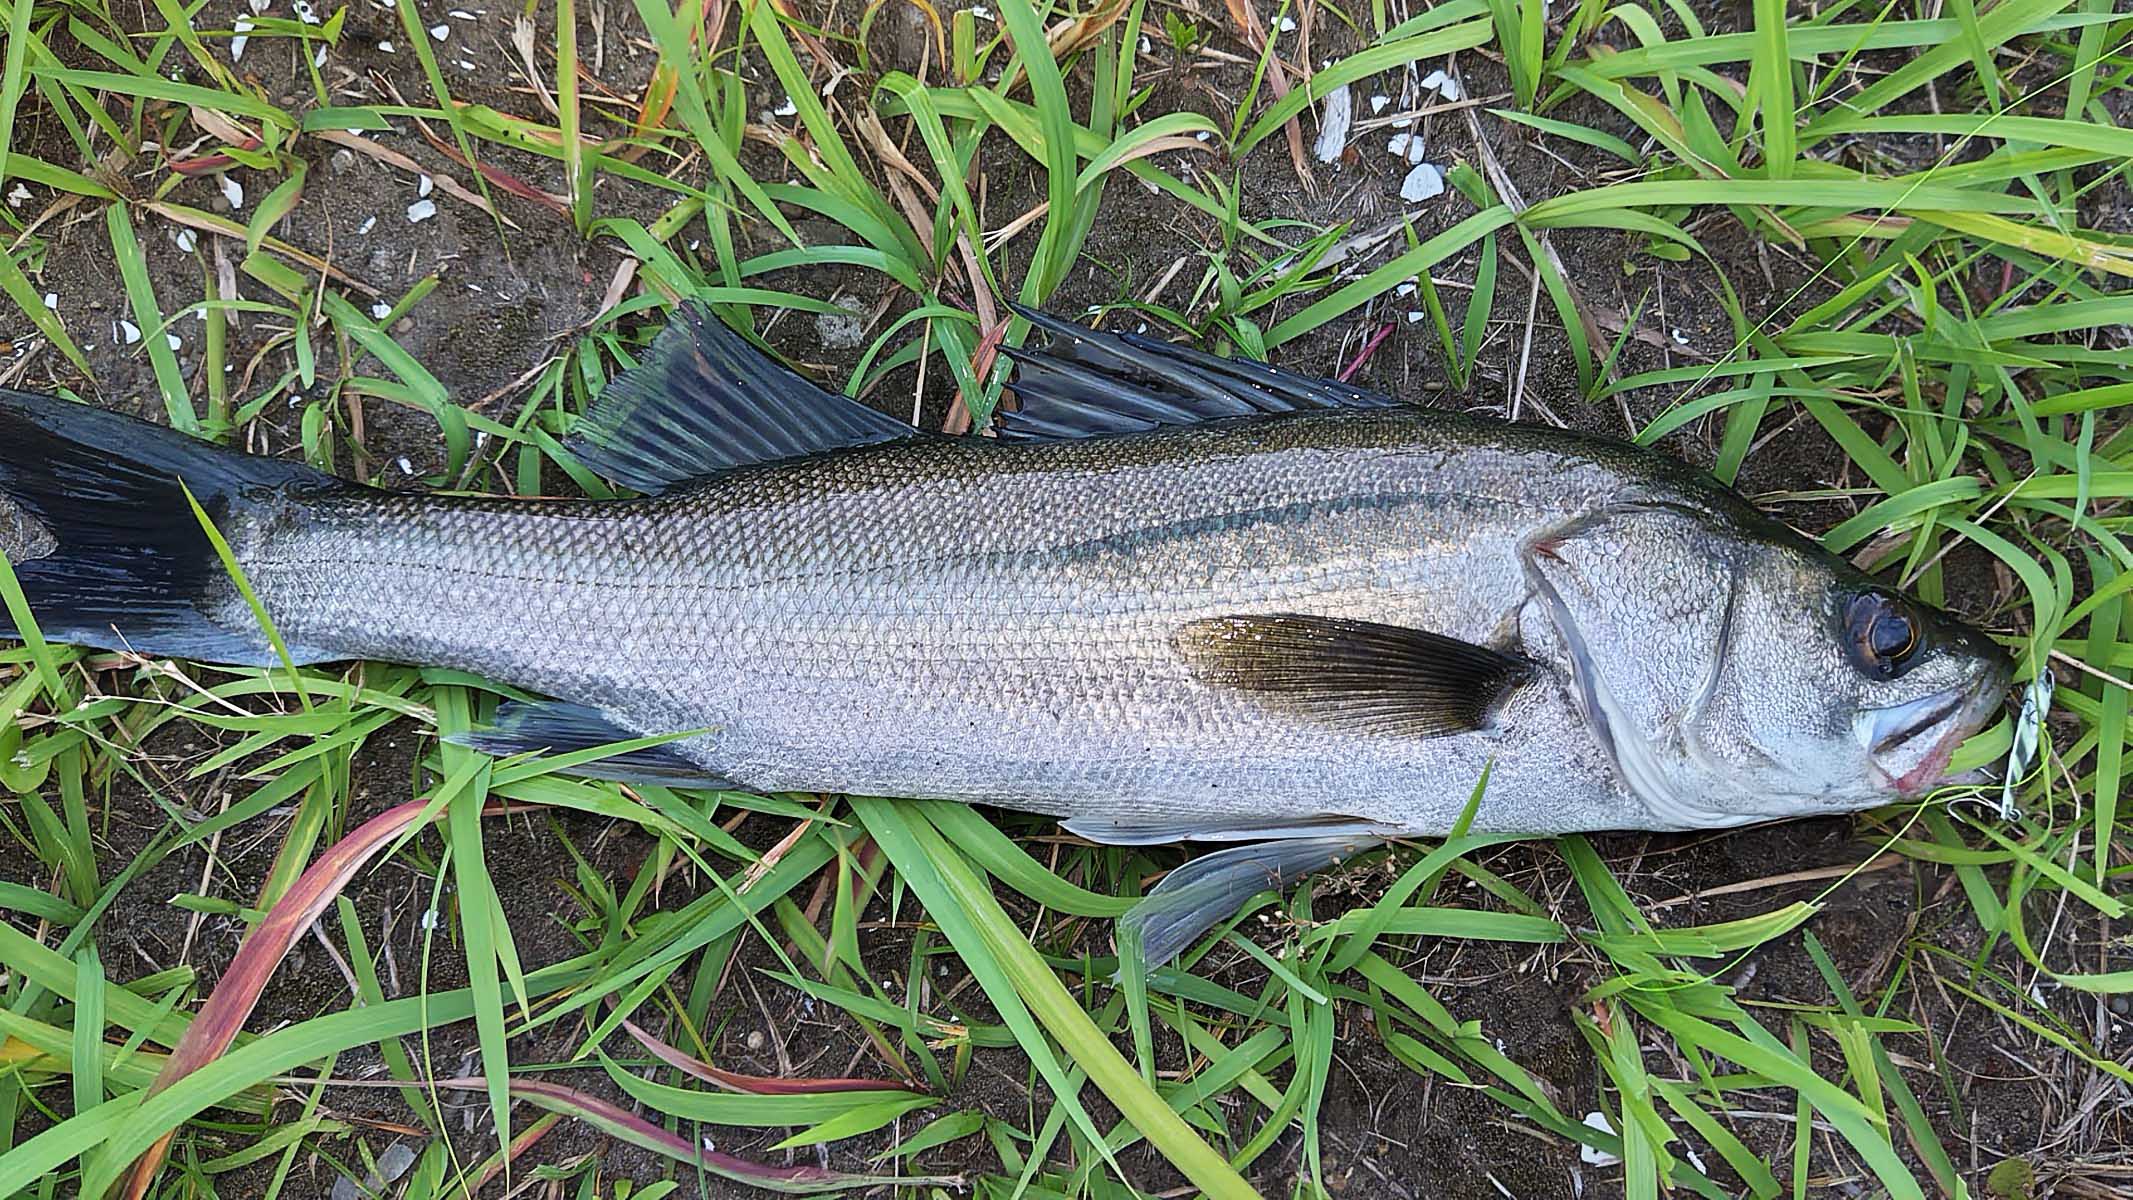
1678,539,2012,816
1528,500,2011,828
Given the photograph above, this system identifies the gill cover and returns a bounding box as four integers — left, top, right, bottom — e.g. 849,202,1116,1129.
1523,502,1741,828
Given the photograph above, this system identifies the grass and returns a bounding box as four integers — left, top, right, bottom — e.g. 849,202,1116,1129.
1,0,2130,1196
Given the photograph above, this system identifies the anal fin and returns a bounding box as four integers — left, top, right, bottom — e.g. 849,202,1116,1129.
1118,835,1384,967
448,699,737,789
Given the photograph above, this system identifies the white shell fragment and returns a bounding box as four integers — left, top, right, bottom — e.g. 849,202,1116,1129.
1400,162,1445,202
371,302,392,319
406,197,437,222
1276,16,1295,32
417,173,433,198
1419,68,1463,102
378,39,395,52
356,215,377,234
1312,84,1351,165
772,96,798,117
6,182,30,207
429,22,449,40
231,16,253,61
173,228,198,251
1579,1112,1623,1167
41,292,56,310
1369,94,1390,114
165,332,182,351
218,174,244,210
1386,132,1426,164
119,319,141,344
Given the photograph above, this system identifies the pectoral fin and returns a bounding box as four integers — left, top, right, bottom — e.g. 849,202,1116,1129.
1118,835,1383,967
1175,613,1532,738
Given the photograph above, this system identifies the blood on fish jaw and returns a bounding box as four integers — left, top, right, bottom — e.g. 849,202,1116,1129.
0,494,56,562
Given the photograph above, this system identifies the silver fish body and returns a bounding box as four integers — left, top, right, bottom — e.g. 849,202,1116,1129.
226,406,1998,839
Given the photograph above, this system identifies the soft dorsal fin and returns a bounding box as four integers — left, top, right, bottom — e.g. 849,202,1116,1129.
993,304,1407,441
1174,613,1532,739
566,301,926,493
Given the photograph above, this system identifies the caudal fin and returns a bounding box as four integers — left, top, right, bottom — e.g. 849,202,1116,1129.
0,389,347,665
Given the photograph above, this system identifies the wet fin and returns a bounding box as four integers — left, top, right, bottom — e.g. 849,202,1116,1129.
566,301,926,493
449,699,737,788
0,387,347,665
1118,835,1383,967
994,304,1405,441
1174,613,1531,738
1062,812,1383,846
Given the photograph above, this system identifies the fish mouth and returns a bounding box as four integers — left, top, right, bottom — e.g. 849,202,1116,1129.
1856,676,2008,798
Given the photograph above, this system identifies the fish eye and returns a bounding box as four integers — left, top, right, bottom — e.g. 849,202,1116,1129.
1844,592,1922,679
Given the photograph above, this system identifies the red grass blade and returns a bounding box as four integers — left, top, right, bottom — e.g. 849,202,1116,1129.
619,1015,926,1096
122,798,527,1199
442,1077,961,1194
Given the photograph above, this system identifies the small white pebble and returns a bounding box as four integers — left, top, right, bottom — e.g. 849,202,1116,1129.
40,292,56,310
1405,310,1425,323
174,227,198,251
1194,130,1211,142
378,39,394,52
1671,327,1690,345
165,332,182,351
370,302,392,319
969,4,990,17
406,197,437,222
120,319,141,344
219,174,244,210
356,215,377,234
429,22,449,40
1395,281,1417,297
1369,95,1390,114
1276,16,1295,32
417,174,433,198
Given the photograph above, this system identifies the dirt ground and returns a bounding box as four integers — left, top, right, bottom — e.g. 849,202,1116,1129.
3,1,2125,1197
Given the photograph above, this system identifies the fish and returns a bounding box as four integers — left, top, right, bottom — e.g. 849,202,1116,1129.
0,302,2011,962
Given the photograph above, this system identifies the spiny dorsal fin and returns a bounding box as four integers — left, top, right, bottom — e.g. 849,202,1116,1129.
1174,613,1531,738
993,305,1406,441
566,301,926,493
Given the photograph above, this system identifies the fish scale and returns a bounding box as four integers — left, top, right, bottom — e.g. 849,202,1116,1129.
224,410,1627,834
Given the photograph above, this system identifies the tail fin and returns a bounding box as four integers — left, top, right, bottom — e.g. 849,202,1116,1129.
0,388,347,665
